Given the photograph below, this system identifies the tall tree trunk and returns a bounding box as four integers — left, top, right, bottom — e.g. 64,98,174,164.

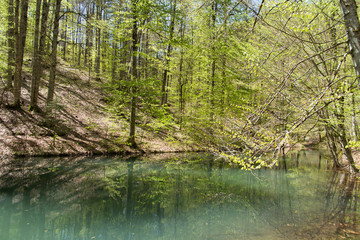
101,8,108,75
30,0,42,104
6,0,15,89
76,10,82,66
62,6,68,60
14,0,19,79
13,0,29,107
76,6,81,65
47,0,62,106
84,2,93,67
160,0,176,107
111,41,118,83
220,14,228,117
351,92,358,141
95,0,102,81
320,108,342,168
209,0,217,122
30,0,49,110
128,0,138,147
119,41,128,81
144,27,149,79
334,1,360,173
88,2,95,82
178,20,186,128
339,0,360,85
325,125,342,168
178,50,184,127
336,95,359,173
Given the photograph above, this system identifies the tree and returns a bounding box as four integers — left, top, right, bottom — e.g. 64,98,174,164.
95,0,102,81
47,0,62,106
13,0,29,107
30,0,50,110
339,0,360,84
6,0,15,89
84,0,94,71
127,0,139,147
160,0,177,107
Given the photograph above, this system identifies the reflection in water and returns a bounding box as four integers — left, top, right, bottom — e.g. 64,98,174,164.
0,151,358,240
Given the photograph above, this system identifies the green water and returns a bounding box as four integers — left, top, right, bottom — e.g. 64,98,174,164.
0,150,358,240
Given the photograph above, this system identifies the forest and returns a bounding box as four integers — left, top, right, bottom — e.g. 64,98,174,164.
1,0,360,173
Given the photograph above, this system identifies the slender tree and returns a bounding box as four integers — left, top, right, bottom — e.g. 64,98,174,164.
127,0,138,147
47,0,62,106
95,0,102,81
62,6,69,60
30,0,50,110
84,1,94,69
29,0,42,110
209,0,218,122
160,0,177,107
6,0,15,89
13,0,29,107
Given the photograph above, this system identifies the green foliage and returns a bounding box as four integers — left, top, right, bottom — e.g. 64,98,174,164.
0,0,358,168
0,0,6,43
0,0,7,77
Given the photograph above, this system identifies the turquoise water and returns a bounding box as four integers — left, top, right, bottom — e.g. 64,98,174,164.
0,150,358,239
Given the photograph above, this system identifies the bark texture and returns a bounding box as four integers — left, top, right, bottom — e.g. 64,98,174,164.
6,0,15,89
160,0,176,106
340,0,360,83
13,0,29,107
47,0,62,105
30,0,49,110
128,0,138,147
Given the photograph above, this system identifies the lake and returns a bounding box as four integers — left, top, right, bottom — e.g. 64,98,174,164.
0,150,358,239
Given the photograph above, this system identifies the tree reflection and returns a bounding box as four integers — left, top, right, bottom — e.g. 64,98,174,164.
0,152,358,239
0,188,13,240
335,174,358,237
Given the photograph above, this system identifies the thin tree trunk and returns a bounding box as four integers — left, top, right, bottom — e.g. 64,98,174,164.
30,0,49,110
101,8,108,75
320,108,342,168
128,0,138,147
47,0,62,106
178,20,186,128
336,95,359,173
160,0,176,107
111,41,118,83
84,2,93,67
30,0,42,92
144,28,149,80
13,0,29,107
71,11,75,64
6,0,15,89
325,125,342,168
220,15,228,117
119,41,127,81
95,0,101,81
88,2,95,82
76,7,81,65
351,92,358,141
209,0,217,122
179,50,184,127
63,6,68,60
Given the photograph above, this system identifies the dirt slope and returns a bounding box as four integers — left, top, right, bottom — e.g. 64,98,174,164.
0,59,202,158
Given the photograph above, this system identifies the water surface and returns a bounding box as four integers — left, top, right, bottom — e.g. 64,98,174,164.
0,150,358,239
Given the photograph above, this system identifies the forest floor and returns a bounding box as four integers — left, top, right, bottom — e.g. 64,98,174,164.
0,59,205,159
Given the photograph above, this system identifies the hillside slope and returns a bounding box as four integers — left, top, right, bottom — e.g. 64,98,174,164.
0,59,203,158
